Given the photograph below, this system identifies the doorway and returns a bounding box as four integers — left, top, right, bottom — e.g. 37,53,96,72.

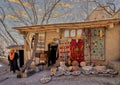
19,50,24,67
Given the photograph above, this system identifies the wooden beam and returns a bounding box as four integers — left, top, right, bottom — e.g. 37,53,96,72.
13,18,120,33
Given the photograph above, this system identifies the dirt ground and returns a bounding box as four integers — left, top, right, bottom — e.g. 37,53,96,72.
0,61,120,85
0,70,120,85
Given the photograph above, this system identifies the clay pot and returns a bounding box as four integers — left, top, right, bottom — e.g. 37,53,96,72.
80,61,86,67
72,60,79,66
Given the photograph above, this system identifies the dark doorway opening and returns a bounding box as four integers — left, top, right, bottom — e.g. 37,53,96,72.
19,50,24,68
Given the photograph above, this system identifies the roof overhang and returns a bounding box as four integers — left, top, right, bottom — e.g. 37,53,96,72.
13,18,120,34
7,45,24,50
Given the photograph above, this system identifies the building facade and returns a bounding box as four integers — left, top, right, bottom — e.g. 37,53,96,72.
14,19,120,67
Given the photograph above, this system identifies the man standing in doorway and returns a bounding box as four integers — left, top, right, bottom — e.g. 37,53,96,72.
8,49,20,73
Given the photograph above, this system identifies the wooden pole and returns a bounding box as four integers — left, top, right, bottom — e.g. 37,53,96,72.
89,28,92,65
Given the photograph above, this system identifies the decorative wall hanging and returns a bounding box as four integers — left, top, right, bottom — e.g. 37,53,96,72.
84,28,105,61
70,39,84,62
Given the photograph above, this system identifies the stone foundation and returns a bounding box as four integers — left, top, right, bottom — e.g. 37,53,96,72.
108,61,120,76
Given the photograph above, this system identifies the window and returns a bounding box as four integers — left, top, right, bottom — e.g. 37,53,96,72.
63,29,83,38
77,29,82,38
70,30,76,37
64,30,69,37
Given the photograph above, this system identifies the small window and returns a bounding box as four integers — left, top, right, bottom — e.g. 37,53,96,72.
64,30,69,37
77,29,82,37
70,30,76,37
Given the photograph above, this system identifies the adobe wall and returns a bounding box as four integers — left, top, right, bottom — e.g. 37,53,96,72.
23,24,120,66
45,31,60,51
86,8,111,21
105,23,120,64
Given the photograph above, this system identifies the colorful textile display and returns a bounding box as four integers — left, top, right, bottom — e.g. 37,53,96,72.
59,39,84,63
59,40,71,61
70,39,77,60
70,39,84,62
77,39,84,62
84,28,105,61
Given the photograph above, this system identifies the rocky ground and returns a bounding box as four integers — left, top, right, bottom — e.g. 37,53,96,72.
0,61,120,85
